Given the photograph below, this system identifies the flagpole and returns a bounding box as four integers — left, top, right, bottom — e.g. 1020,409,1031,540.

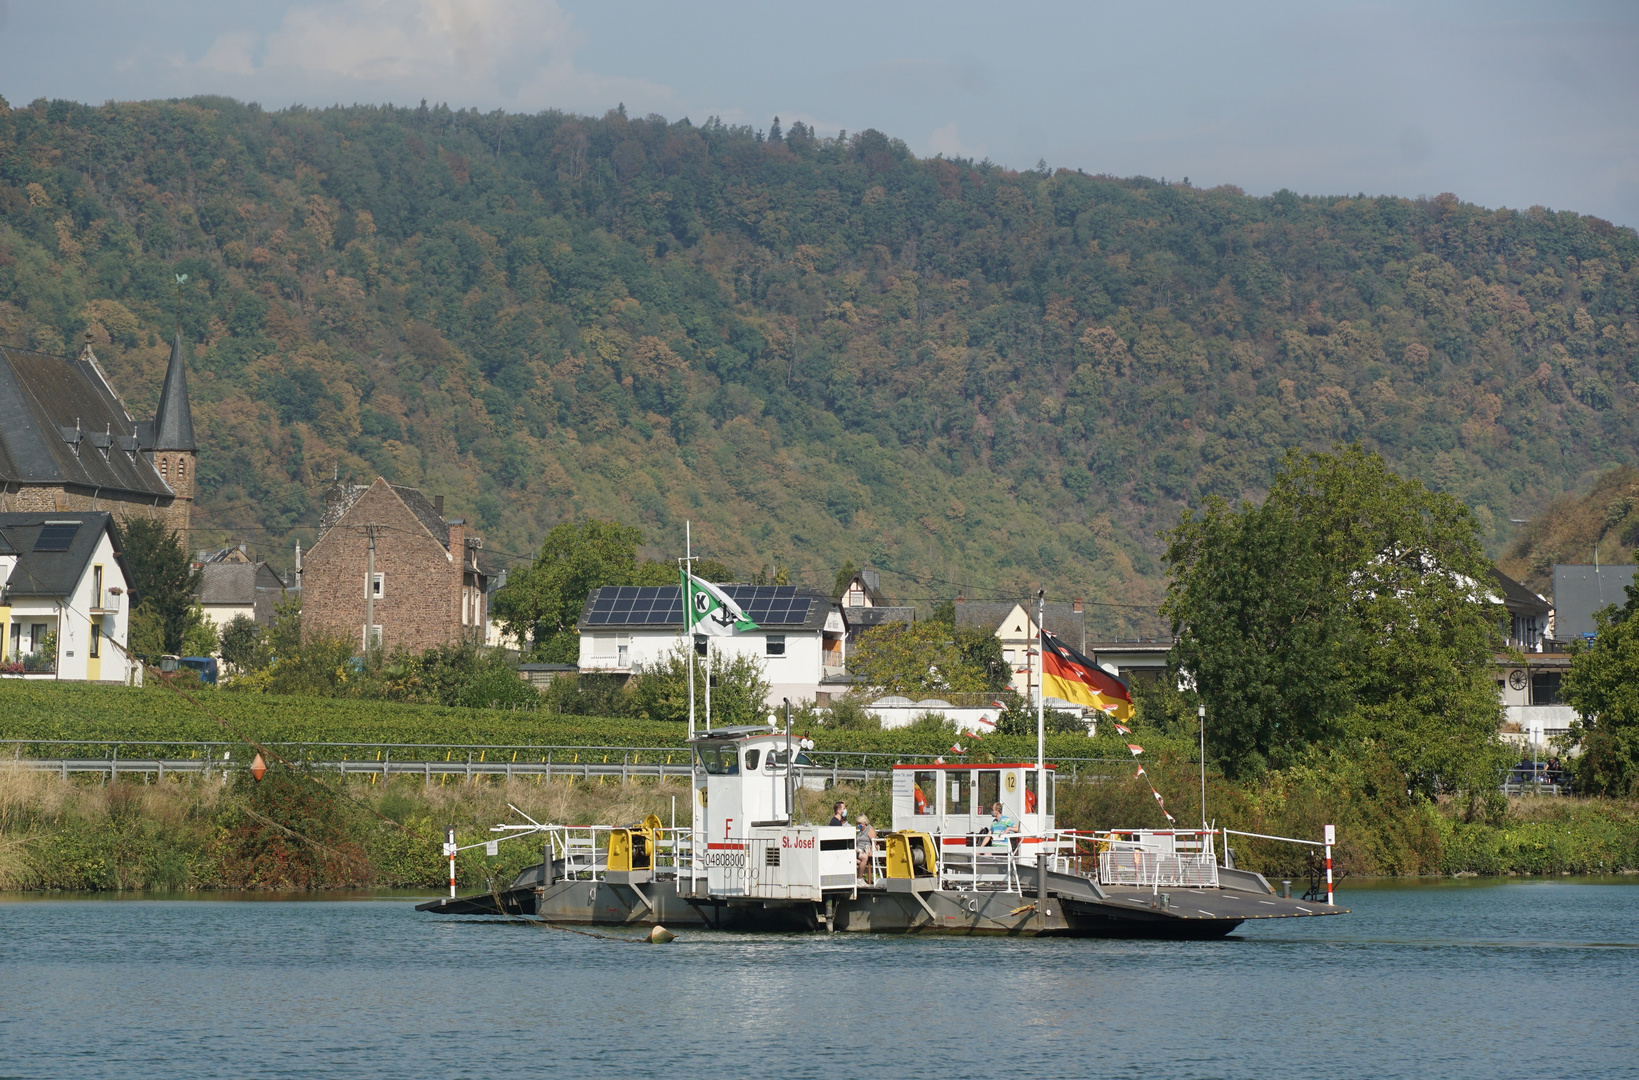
1035,586,1046,827
685,521,695,743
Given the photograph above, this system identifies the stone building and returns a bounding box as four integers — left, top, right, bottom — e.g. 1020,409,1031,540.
0,333,196,543
299,477,490,653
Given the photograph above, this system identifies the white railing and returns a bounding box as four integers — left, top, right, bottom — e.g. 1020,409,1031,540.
1098,849,1220,888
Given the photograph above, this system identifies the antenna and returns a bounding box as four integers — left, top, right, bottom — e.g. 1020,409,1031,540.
174,273,188,337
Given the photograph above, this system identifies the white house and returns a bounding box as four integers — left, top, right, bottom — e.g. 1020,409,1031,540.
954,597,1089,701
0,512,139,683
576,584,848,707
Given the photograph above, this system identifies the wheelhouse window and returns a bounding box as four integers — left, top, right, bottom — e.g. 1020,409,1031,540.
744,749,761,772
913,771,936,814
695,746,740,775
977,770,1001,812
948,770,972,815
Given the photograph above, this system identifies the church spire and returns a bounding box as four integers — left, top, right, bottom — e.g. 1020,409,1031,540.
152,331,196,451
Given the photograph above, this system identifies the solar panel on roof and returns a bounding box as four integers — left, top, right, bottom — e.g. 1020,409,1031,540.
33,522,80,552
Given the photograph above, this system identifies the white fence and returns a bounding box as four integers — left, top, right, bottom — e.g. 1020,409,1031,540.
1098,849,1220,888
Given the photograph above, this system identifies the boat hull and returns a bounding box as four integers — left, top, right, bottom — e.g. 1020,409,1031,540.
415,867,1346,938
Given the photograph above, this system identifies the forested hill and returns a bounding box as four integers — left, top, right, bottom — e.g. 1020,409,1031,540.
2,97,1637,635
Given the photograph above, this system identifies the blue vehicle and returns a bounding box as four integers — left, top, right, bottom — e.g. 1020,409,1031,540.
178,656,219,685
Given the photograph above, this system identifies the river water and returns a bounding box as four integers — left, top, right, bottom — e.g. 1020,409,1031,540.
2,879,1635,1080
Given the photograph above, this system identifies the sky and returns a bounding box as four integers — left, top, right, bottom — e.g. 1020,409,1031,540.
2,0,1637,227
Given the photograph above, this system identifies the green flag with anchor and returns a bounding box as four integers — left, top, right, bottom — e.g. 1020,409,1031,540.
681,569,757,637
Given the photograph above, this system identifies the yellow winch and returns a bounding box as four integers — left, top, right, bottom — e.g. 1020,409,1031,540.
608,813,663,873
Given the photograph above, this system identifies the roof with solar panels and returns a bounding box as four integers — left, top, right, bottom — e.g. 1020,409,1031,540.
578,584,838,632
0,511,136,601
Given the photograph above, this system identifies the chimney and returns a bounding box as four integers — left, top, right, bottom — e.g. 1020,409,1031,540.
434,494,445,516
1073,598,1084,613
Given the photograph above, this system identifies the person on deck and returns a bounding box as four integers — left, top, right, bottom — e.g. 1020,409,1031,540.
828,801,848,827
856,814,878,880
986,803,1019,849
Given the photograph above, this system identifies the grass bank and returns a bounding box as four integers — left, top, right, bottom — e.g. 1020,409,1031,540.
5,763,1636,893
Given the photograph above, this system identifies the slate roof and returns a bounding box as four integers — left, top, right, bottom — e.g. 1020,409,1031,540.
0,344,173,500
843,605,915,634
954,600,1087,653
1553,564,1637,639
0,511,135,602
141,333,196,452
1488,566,1551,618
197,562,258,605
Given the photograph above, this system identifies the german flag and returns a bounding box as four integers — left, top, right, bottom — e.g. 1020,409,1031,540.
1040,630,1133,721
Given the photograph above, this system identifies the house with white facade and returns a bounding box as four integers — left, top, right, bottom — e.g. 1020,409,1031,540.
577,584,848,707
0,512,139,682
954,597,1089,702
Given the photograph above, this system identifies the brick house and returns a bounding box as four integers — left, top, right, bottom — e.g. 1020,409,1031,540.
299,478,490,653
0,334,197,544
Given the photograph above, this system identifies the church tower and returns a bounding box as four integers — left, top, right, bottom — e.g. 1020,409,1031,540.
146,332,197,543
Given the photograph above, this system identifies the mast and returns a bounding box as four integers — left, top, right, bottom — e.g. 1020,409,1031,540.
685,520,695,742
1036,586,1046,823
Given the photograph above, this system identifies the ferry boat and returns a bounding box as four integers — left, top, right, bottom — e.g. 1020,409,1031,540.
417,726,1347,937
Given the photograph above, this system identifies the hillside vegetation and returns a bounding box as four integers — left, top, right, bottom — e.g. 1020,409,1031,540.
1498,464,1639,592
3,97,1638,631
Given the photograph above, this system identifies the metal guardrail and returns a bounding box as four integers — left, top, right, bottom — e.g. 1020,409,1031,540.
0,740,1131,785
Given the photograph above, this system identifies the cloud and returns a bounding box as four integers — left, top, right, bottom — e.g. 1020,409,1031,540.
186,0,672,112
853,57,989,101
926,122,985,161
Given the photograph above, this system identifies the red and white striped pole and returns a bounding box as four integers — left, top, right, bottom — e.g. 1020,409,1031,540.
447,826,457,899
1323,824,1335,905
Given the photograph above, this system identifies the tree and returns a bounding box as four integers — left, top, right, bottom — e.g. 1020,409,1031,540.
849,622,993,698
832,560,858,599
1562,581,1639,797
1163,444,1507,789
490,520,651,662
626,642,769,725
118,519,200,654
219,614,261,672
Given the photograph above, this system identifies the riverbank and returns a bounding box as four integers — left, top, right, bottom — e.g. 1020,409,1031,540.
3,766,1635,891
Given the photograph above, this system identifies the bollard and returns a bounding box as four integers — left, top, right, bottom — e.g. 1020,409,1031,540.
1281,880,1292,899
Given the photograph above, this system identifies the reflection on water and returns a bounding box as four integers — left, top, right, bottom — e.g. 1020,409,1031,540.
2,880,1636,1080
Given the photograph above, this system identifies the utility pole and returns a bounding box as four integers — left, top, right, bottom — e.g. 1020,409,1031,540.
1035,586,1046,816
1199,703,1208,837
364,524,378,655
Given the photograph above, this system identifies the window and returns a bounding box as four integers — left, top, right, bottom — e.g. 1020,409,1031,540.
92,565,104,607
913,771,936,814
948,770,972,815
695,746,740,775
591,634,630,666
977,770,1001,813
1531,671,1563,706
371,572,384,599
368,625,383,650
89,621,101,659
765,633,786,657
744,749,761,772
160,458,169,478
177,458,186,480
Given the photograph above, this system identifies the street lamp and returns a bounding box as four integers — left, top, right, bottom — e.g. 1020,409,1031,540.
1198,703,1208,837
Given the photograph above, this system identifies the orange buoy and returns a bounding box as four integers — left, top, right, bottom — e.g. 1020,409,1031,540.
251,752,267,782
